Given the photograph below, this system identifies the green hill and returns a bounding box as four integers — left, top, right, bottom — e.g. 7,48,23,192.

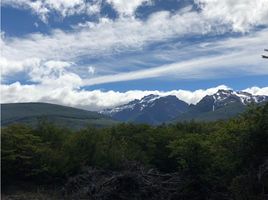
1,102,117,129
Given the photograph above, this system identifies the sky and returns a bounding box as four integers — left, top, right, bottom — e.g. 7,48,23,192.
1,0,268,111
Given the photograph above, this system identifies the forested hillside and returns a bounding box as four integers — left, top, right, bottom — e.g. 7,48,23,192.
1,102,117,129
1,103,268,199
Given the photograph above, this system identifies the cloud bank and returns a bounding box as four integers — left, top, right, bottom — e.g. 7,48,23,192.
2,83,268,111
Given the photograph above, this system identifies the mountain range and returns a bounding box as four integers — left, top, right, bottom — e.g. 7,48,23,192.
2,90,267,128
101,89,268,124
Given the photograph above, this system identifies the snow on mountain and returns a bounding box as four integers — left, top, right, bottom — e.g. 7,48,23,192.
100,89,268,124
190,89,268,114
100,94,189,124
102,89,268,116
211,89,268,106
100,94,161,116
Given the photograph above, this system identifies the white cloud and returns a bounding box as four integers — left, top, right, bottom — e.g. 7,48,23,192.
0,83,227,110
0,57,41,76
1,0,101,22
0,9,217,81
2,27,267,88
195,0,268,32
2,0,150,20
80,28,268,86
1,0,268,107
88,66,95,75
82,52,268,86
158,85,232,105
0,58,73,82
1,10,212,62
34,22,39,28
43,60,71,69
2,0,268,75
28,60,74,83
3,8,267,81
2,0,268,32
107,0,151,16
243,87,268,96
2,83,267,111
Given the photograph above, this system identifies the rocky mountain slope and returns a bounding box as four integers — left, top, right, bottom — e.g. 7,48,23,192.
101,94,188,124
101,89,268,124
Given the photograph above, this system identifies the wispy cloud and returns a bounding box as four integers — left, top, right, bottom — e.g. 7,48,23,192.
1,0,101,22
107,0,151,17
1,0,152,21
82,28,268,86
1,10,213,62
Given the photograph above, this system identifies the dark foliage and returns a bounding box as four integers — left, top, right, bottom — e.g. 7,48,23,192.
1,103,268,199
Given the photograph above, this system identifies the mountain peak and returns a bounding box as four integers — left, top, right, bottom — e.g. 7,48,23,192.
100,94,188,124
140,94,160,104
212,89,236,102
217,89,233,93
199,89,268,110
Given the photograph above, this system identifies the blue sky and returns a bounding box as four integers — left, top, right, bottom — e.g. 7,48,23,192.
1,0,268,110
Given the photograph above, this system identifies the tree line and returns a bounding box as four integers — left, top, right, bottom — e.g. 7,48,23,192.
1,103,268,199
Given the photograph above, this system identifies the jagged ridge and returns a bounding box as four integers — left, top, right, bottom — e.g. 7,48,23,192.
100,89,268,124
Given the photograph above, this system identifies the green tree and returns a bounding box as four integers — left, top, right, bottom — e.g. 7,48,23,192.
169,133,213,199
1,124,44,184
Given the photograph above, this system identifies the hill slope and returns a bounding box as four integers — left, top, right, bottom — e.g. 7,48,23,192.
1,102,117,129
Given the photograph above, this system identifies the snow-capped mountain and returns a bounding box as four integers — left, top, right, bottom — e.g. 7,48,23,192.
100,89,268,124
192,89,268,113
101,94,188,124
101,94,161,116
213,89,268,105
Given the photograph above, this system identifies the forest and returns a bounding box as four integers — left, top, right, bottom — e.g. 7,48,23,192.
1,103,268,200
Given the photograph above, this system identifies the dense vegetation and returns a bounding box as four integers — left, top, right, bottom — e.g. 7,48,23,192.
2,103,268,199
